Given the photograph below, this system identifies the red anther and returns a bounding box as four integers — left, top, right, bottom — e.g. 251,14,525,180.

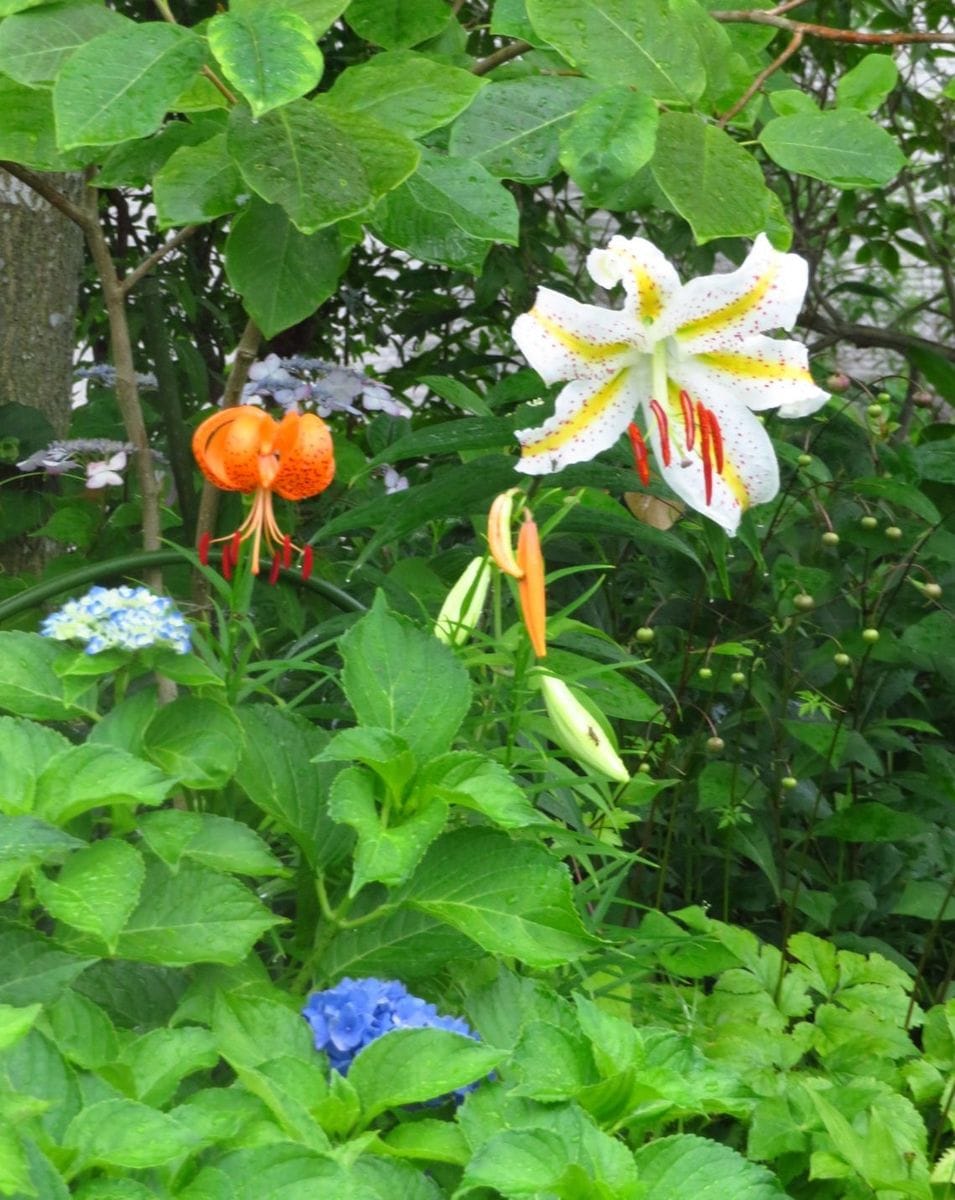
268,551,282,585
229,530,241,562
679,390,695,450
627,422,651,487
301,545,314,582
706,407,724,475
221,540,234,581
697,401,713,506
198,531,212,565
648,398,671,467
282,534,292,569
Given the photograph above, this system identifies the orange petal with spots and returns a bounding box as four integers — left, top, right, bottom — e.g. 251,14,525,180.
193,406,273,493
273,411,335,501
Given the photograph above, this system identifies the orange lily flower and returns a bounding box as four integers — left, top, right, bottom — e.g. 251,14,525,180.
192,405,334,581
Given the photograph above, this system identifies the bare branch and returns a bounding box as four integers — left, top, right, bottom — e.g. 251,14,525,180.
473,39,533,75
0,161,94,231
719,31,803,128
121,225,198,296
711,10,955,45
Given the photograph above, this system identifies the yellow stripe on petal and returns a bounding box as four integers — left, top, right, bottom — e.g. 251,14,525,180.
634,265,664,322
521,371,629,459
697,351,812,383
675,263,778,342
532,310,630,363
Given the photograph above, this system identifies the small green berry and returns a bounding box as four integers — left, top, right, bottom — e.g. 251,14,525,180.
638,762,652,775
861,627,880,643
731,671,746,686
876,392,891,403
867,403,883,418
860,515,878,530
698,666,713,680
781,776,798,790
833,652,851,667
923,582,943,600
635,627,655,644
827,373,850,393
885,525,902,540
706,736,725,753
797,453,812,467
821,531,840,546
793,593,815,611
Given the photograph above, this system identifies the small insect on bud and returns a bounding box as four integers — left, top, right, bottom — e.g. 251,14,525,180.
833,652,851,667
434,557,491,647
793,593,815,611
706,736,725,753
821,531,839,546
860,515,878,530
635,627,655,644
539,672,629,783
923,582,943,600
861,628,880,643
885,525,902,540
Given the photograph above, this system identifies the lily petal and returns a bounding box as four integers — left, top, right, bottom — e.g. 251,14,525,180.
676,334,829,415
648,376,779,536
273,411,335,500
516,360,651,476
586,235,681,333
513,286,635,385
665,234,809,353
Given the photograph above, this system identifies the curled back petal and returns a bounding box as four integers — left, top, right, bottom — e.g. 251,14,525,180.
664,234,809,353
586,234,681,335
192,406,272,492
676,335,830,415
512,286,636,386
646,376,779,536
273,411,335,500
515,360,650,476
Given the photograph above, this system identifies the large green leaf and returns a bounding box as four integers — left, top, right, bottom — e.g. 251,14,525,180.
208,8,323,118
327,50,484,137
35,839,145,952
344,0,450,49
0,2,128,84
338,591,472,762
229,0,348,36
526,0,704,103
142,697,244,790
0,716,70,817
633,1133,789,1198
372,150,519,271
402,828,597,967
0,633,96,721
63,1099,200,1170
228,98,419,232
153,133,242,227
559,86,659,201
323,907,480,981
0,814,81,901
137,810,286,877
652,111,771,242
211,1145,351,1197
0,924,93,1007
836,54,899,113
53,22,206,149
759,109,906,187
115,861,282,966
34,744,173,825
225,197,346,337
449,75,600,182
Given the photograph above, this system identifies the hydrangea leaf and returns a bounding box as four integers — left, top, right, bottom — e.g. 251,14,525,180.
212,992,314,1071
0,717,70,817
0,633,97,722
141,697,244,791
0,925,94,1007
137,810,286,877
153,133,243,227
633,1133,790,1198
0,1001,42,1053
63,1099,201,1170
45,990,120,1070
414,752,540,828
34,839,145,953
210,1145,351,1196
34,744,173,825
208,8,323,118
323,907,480,982
0,3,129,84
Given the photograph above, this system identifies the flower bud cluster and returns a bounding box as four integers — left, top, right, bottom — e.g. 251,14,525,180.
41,585,191,655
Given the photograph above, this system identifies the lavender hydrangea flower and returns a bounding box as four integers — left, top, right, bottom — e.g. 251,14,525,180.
41,586,191,655
303,977,480,1101
242,354,411,420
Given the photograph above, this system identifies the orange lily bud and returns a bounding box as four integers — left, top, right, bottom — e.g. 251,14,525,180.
517,511,547,658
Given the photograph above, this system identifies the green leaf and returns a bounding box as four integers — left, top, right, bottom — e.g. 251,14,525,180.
633,1132,789,1198
526,0,704,103
45,990,120,1070
449,75,600,182
316,726,417,797
327,49,484,138
559,86,658,200
344,0,450,49
350,1158,444,1200
339,591,472,761
225,197,346,338
63,1098,200,1170
142,697,244,790
228,98,418,233
35,839,145,952
0,716,70,817
53,23,206,149
0,2,129,84
759,109,906,187
212,1144,351,1197
372,150,520,271
0,633,96,721
323,907,480,981
115,862,282,966
364,416,508,466
229,0,348,36
235,706,351,870
208,8,323,118
348,1028,501,1120
0,0,62,15
0,1002,41,1052
836,54,898,113
0,73,77,169
816,802,928,843
652,111,771,242
913,436,955,482
403,827,597,967
0,924,93,1006
212,991,314,1070
415,752,540,828
153,133,242,227
34,744,173,825
93,111,226,187
892,881,955,922
116,1025,219,1107
137,809,286,876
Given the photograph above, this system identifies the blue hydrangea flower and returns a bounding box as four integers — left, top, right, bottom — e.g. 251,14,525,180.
302,977,479,1098
40,586,191,656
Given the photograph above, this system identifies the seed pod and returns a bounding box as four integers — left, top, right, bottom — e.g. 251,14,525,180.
434,557,491,646
539,672,628,783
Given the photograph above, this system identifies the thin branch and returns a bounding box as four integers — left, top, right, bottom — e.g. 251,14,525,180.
719,31,802,128
0,161,93,231
473,39,532,75
153,0,238,102
803,313,955,363
120,225,198,295
711,10,955,45
769,0,811,13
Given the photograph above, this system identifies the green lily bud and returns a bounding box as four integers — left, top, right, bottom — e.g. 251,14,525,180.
434,557,491,646
539,671,629,783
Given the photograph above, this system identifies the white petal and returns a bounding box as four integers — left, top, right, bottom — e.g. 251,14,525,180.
107,451,128,470
515,361,650,475
512,286,637,385
586,235,681,333
673,335,830,414
647,373,780,536
664,234,810,353
86,469,124,489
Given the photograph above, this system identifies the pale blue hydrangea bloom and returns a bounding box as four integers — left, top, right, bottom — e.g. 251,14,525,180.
41,586,191,655
303,977,480,1100
243,354,410,420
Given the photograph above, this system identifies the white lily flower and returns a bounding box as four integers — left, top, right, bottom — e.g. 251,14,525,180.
512,234,829,535
85,451,127,489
